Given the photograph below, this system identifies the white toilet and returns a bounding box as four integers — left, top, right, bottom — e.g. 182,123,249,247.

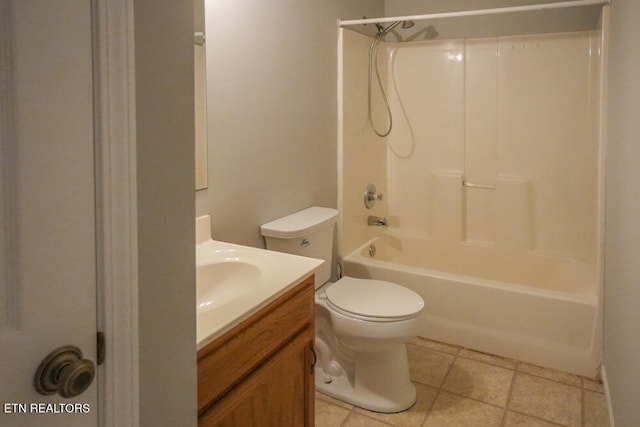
260,207,424,413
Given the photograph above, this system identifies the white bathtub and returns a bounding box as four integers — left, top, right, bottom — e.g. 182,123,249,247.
342,236,601,377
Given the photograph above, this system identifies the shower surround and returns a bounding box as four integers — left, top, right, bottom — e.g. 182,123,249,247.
337,27,605,376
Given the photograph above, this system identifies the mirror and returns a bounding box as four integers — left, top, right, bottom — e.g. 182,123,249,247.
194,0,208,190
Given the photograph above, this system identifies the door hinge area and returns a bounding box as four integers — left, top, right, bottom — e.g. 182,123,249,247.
97,331,105,366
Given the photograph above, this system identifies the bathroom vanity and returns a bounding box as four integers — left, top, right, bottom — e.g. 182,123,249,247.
194,215,322,425
197,276,315,426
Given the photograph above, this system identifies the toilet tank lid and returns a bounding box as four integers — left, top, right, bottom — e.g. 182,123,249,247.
260,207,338,239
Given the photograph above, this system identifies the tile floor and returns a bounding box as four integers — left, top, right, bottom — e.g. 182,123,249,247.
315,337,610,427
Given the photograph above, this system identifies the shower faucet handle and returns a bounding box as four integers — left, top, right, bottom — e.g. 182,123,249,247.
364,183,383,209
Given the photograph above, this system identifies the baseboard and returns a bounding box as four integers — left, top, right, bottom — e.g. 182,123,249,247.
601,365,616,427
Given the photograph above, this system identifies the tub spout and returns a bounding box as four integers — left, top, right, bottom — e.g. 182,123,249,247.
367,215,388,226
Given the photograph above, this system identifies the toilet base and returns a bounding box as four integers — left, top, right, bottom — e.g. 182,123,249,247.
315,344,416,413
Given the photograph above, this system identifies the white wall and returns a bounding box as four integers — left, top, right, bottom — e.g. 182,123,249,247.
383,0,602,40
196,0,384,247
604,0,640,425
134,1,197,425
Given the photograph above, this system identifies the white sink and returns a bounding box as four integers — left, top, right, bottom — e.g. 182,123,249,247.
195,237,323,350
196,261,261,312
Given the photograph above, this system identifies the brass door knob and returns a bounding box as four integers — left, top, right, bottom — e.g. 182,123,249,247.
34,345,95,398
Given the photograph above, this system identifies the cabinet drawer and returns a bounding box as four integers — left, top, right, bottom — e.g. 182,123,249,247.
197,276,314,414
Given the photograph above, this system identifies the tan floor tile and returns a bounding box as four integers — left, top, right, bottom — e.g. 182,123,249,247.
353,383,437,427
342,412,393,427
442,358,514,407
517,362,582,387
584,390,610,427
315,399,351,427
407,344,455,387
583,378,605,393
458,348,517,369
423,391,504,427
409,337,459,355
314,340,610,427
503,411,564,426
509,373,581,426
316,391,354,410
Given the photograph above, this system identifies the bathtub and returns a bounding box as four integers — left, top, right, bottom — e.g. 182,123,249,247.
342,236,601,377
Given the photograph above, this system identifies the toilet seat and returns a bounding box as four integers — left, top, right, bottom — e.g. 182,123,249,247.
325,276,424,322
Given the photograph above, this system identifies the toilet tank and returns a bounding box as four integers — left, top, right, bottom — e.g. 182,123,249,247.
260,207,338,288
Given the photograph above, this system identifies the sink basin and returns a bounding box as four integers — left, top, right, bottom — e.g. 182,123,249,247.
194,234,324,349
197,261,261,312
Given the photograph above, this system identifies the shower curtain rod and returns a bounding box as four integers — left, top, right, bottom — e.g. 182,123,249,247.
337,0,609,27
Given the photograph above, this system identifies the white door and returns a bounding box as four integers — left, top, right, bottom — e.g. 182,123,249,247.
1,1,98,426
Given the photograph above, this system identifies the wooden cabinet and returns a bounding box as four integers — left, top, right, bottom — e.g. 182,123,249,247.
197,276,315,427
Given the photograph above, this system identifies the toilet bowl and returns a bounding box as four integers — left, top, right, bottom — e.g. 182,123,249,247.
315,277,423,412
260,207,425,413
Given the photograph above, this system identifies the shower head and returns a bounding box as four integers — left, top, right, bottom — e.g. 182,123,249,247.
402,20,415,29
377,20,416,36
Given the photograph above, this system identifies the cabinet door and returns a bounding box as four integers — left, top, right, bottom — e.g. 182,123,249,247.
199,328,314,427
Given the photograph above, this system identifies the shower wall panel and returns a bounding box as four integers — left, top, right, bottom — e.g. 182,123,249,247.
381,31,600,263
496,32,599,262
464,38,498,246
339,30,389,255
385,39,465,239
